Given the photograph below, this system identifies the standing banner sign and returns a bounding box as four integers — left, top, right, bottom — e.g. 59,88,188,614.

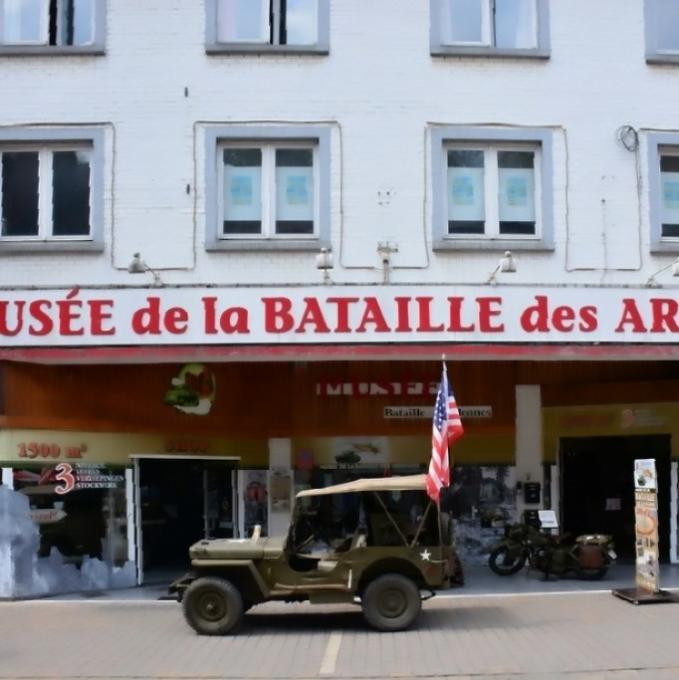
633,459,660,593
613,458,679,604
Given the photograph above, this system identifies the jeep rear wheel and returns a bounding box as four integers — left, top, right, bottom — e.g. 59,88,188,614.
182,577,243,635
361,574,421,632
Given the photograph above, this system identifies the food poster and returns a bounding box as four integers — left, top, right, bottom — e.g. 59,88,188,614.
634,459,660,593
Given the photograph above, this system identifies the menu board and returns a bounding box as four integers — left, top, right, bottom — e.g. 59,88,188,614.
634,459,660,593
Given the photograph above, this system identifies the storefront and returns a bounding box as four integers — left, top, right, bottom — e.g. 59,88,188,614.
2,285,679,597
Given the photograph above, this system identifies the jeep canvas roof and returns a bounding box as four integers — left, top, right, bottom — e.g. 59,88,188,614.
295,474,427,498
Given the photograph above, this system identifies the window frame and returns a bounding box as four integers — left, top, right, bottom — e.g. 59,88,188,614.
217,141,320,241
205,125,331,252
431,126,554,251
205,0,329,55
644,0,679,64
0,127,104,253
0,0,106,55
444,142,541,240
430,0,550,59
648,133,679,252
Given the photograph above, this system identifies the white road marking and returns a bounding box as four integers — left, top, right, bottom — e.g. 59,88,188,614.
319,631,342,676
435,589,639,599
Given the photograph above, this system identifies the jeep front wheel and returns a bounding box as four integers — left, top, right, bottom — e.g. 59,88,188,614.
182,576,243,635
361,574,421,631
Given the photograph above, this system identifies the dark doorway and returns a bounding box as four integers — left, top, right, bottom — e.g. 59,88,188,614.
138,458,235,579
560,435,671,561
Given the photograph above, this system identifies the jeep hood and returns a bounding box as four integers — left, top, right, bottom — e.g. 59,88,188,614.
189,535,286,561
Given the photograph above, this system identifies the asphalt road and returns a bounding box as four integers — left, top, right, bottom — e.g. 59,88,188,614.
3,590,679,679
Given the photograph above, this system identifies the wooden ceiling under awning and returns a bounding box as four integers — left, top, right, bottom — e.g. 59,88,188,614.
2,358,679,438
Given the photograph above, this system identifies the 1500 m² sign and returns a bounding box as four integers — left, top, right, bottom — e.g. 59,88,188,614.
18,442,84,460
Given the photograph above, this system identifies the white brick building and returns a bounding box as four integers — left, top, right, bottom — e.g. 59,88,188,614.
1,0,679,596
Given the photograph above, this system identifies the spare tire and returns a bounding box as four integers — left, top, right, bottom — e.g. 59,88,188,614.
361,574,421,632
182,576,243,635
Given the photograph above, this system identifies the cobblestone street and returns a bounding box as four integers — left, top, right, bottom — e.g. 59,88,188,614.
3,591,679,679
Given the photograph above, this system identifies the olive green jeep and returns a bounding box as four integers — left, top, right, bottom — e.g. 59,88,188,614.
170,474,463,634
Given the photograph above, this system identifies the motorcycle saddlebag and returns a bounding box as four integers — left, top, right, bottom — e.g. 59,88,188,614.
577,544,605,568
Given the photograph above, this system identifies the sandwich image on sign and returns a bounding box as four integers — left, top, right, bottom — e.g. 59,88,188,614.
164,364,216,415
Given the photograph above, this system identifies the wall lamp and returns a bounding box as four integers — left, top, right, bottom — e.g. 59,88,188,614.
645,257,679,288
315,247,334,284
487,251,517,285
128,252,163,287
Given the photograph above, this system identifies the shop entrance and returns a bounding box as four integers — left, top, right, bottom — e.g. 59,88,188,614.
560,435,671,561
134,456,238,584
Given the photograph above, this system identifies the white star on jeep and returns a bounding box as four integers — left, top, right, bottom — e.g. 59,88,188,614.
420,549,431,562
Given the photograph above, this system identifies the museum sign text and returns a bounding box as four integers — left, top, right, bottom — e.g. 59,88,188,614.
1,286,679,346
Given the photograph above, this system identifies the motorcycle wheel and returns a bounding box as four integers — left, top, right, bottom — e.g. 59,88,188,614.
488,546,526,576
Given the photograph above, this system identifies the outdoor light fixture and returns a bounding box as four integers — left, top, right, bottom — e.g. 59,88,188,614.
376,241,399,284
315,247,334,284
487,251,517,285
645,257,679,288
128,252,163,287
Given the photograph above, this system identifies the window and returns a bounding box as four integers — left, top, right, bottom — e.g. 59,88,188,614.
648,134,679,251
659,153,679,238
430,0,549,57
220,144,316,237
205,126,331,251
431,127,553,250
0,0,105,52
0,127,104,252
206,0,329,54
645,0,679,64
447,146,537,237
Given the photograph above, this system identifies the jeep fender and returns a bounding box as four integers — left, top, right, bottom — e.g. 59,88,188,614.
188,560,270,604
356,557,433,594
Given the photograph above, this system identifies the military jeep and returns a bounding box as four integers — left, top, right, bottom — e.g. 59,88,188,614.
170,474,463,634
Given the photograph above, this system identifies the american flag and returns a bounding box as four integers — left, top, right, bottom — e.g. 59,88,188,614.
426,364,464,503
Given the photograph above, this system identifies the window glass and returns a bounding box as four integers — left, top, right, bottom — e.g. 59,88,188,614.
660,154,679,237
283,0,317,45
12,465,129,569
494,0,536,49
656,0,679,53
71,0,94,45
223,148,262,235
498,150,535,234
447,149,485,234
275,148,314,234
441,0,484,44
217,0,269,42
1,151,40,237
3,0,47,44
52,150,90,236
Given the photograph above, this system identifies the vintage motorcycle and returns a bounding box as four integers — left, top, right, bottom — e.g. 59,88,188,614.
488,523,616,580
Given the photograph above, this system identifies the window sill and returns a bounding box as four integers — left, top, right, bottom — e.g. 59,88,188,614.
650,241,679,254
206,238,328,252
433,238,554,252
431,46,550,59
0,240,104,254
206,43,328,56
0,45,105,56
646,52,679,65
